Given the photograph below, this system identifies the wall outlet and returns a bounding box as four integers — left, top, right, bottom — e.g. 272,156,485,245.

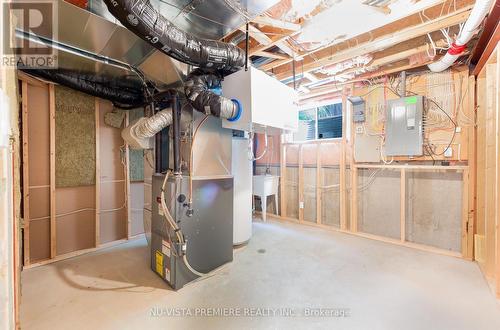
455,126,462,133
299,202,304,209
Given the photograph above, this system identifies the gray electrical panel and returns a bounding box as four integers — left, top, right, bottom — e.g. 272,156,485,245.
349,96,366,123
385,96,424,156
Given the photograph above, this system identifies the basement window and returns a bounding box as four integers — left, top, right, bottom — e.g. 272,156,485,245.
293,102,343,142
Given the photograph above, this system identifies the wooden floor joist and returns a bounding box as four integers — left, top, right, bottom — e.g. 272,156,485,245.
273,6,472,81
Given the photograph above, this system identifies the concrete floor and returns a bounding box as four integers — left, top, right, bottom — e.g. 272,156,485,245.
21,220,500,330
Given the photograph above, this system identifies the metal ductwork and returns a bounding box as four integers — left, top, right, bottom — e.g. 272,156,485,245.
184,69,239,120
102,0,246,74
21,68,147,109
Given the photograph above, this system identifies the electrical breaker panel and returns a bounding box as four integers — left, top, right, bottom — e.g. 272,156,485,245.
385,96,424,156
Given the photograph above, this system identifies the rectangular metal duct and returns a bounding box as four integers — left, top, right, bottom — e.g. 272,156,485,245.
17,0,279,88
88,0,280,40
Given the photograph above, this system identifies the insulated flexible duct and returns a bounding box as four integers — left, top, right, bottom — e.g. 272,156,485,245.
184,69,239,120
102,0,246,73
21,69,146,109
428,0,494,72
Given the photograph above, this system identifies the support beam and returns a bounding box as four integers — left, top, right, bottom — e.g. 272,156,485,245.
253,51,290,60
124,113,131,239
49,84,56,258
21,81,29,266
400,168,406,243
340,87,348,230
252,16,301,31
316,145,322,225
298,144,304,222
240,24,272,46
95,98,100,247
462,168,470,258
280,143,287,217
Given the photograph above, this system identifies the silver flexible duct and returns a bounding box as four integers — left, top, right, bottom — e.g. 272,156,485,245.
122,108,173,149
102,0,245,73
134,108,173,138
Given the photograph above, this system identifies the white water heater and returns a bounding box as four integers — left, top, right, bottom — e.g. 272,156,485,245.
232,137,253,245
223,66,298,245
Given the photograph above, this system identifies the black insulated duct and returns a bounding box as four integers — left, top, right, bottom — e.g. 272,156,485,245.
22,69,147,109
184,69,238,120
102,0,246,74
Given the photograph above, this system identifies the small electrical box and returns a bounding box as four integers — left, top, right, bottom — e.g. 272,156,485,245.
385,95,424,156
349,96,366,123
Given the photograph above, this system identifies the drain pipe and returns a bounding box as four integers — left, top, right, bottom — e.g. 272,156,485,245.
172,94,182,175
428,0,494,72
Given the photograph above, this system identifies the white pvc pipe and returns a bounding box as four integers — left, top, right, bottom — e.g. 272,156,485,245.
428,0,494,72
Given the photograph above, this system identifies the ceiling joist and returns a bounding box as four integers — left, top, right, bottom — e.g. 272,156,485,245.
274,5,472,81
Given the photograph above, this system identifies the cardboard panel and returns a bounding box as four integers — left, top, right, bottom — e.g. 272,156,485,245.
100,181,126,210
29,219,50,262
56,211,95,255
99,210,127,244
29,187,49,219
27,84,50,187
55,186,95,255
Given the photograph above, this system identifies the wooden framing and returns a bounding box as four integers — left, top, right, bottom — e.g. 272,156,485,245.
316,145,322,225
23,235,144,270
340,87,348,230
252,16,301,31
272,6,472,81
21,81,29,266
474,44,499,296
461,169,470,258
280,143,287,217
49,84,56,258
20,76,140,268
264,213,462,259
124,112,131,239
467,75,476,260
298,144,304,222
350,166,358,233
400,168,406,243
95,98,100,247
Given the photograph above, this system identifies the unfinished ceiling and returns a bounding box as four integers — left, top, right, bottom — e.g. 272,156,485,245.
224,0,481,102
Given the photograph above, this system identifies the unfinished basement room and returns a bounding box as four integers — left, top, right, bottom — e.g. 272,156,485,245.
1,0,500,329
